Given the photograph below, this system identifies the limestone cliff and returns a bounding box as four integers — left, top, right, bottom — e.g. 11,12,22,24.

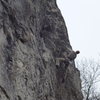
0,0,83,100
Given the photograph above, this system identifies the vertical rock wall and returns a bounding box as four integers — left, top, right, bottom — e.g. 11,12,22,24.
0,0,83,100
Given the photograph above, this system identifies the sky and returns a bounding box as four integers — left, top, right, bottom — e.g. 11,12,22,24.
57,0,100,60
57,0,100,92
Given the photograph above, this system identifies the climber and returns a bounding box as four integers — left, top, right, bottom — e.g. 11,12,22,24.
55,57,69,67
55,50,80,67
67,50,80,61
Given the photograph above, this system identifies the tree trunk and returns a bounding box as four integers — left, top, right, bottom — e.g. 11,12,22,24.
0,0,83,100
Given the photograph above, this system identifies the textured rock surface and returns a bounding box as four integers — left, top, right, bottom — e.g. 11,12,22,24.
0,0,83,100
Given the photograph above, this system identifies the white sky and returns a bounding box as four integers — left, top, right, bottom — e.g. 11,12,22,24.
57,0,100,60
57,0,100,92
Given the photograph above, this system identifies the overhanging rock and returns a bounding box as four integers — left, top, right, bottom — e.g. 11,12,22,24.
0,0,83,100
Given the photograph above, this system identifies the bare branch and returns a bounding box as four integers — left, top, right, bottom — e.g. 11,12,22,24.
76,58,100,100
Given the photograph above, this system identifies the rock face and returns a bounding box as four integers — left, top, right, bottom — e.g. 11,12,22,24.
0,0,83,100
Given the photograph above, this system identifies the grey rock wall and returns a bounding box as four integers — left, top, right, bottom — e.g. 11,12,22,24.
0,0,83,100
